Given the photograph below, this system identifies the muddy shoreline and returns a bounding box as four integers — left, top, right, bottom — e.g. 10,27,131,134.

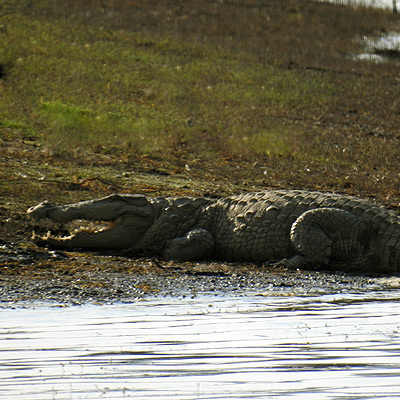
1,240,394,307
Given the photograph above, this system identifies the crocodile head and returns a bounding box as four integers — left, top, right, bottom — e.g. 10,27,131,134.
27,194,156,250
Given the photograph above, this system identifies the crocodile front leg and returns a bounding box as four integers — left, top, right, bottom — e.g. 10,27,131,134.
285,207,377,270
163,228,214,261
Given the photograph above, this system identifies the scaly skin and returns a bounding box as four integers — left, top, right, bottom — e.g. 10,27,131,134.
27,190,400,273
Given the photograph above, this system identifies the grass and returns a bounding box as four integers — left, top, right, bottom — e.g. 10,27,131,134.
0,11,337,157
1,0,400,241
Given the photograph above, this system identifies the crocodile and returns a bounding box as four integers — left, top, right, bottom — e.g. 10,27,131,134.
27,190,400,273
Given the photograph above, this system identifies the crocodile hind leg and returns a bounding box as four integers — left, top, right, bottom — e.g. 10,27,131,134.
284,207,377,270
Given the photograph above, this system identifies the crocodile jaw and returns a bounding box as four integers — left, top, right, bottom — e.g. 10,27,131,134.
28,194,156,250
32,221,134,250
32,214,154,250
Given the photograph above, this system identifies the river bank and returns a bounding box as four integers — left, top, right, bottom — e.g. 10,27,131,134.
0,239,396,306
1,0,400,305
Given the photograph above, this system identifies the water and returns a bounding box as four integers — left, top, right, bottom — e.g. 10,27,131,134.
1,288,400,400
327,0,397,9
333,0,400,63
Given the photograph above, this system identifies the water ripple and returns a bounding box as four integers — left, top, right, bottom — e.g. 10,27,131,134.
1,292,400,399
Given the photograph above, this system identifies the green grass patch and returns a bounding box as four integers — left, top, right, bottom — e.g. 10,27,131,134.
38,100,167,154
0,11,342,158
0,0,399,196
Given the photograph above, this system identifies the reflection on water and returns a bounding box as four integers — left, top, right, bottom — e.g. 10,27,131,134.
1,290,400,399
326,0,397,9
354,32,400,63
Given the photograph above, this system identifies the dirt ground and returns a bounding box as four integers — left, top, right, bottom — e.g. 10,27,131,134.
0,240,389,306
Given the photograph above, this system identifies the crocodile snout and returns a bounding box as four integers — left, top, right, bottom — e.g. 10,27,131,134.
27,201,54,220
